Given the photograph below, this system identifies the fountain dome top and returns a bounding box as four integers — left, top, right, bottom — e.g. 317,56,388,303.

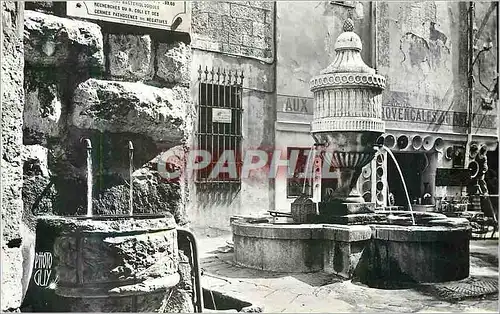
319,18,375,75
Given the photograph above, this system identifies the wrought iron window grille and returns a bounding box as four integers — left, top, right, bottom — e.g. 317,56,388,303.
196,66,244,185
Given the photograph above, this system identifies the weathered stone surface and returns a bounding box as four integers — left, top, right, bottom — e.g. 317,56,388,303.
22,145,56,215
49,216,178,293
24,80,62,143
160,287,195,313
2,2,25,312
71,79,191,143
156,42,191,85
2,0,24,245
24,1,56,14
24,10,104,70
108,34,153,81
1,248,24,311
92,166,187,225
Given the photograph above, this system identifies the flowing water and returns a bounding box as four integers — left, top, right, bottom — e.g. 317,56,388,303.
380,145,416,225
85,141,93,217
128,141,134,216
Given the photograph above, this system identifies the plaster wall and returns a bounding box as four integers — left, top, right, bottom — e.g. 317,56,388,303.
188,2,276,231
376,2,497,139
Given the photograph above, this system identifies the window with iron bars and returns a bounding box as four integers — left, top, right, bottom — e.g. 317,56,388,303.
196,66,244,184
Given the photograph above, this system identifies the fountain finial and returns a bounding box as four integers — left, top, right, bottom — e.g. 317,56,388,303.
343,17,354,32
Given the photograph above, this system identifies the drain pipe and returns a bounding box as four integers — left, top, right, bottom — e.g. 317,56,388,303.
177,228,204,313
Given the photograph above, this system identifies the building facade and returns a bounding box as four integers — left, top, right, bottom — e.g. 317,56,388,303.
189,1,498,229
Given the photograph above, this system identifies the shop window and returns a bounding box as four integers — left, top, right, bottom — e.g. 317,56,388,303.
287,147,313,198
196,66,243,184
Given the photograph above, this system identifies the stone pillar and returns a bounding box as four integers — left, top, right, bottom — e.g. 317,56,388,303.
1,1,27,311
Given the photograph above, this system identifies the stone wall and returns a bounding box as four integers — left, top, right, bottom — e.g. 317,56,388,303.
1,2,29,311
20,1,195,311
192,1,274,63
22,4,194,222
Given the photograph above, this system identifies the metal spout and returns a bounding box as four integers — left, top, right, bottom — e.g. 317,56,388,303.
82,138,93,217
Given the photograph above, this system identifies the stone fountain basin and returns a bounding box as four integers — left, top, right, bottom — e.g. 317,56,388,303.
231,216,471,285
31,214,180,312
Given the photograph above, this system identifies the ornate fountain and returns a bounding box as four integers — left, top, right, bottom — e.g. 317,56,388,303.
310,17,386,224
232,17,472,287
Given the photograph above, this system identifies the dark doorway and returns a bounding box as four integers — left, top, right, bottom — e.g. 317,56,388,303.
386,153,427,206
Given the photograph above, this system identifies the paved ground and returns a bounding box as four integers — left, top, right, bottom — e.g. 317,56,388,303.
196,230,499,313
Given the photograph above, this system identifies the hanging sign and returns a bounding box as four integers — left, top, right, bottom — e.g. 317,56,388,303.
66,1,190,33
213,108,232,124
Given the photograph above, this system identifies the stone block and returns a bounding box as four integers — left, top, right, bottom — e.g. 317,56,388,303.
322,224,372,242
229,33,243,45
24,10,104,70
264,10,273,24
241,34,268,50
24,81,62,143
2,0,24,244
156,42,191,85
222,43,242,54
323,239,369,278
240,46,266,59
22,145,56,215
222,15,253,35
244,1,274,10
24,1,60,14
192,12,209,32
192,1,230,16
108,34,153,81
1,248,23,311
252,21,272,39
230,3,265,21
71,79,191,142
207,13,223,29
234,235,323,273
2,164,23,242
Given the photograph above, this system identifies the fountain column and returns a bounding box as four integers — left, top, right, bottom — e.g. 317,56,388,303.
310,18,387,224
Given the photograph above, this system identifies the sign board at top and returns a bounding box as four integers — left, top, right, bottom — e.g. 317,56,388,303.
66,1,190,33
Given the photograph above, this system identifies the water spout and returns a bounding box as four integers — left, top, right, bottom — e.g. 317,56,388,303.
128,141,134,216
82,138,93,217
375,145,416,225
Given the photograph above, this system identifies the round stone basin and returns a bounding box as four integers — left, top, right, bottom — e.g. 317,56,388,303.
232,222,325,273
363,223,472,286
32,214,179,312
231,215,471,285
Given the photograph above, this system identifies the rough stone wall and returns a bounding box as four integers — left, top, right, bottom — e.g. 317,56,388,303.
22,4,194,222
1,2,28,311
192,1,274,63
20,1,195,311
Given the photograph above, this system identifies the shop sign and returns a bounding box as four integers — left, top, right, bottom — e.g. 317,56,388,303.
382,105,496,129
277,95,313,115
212,108,232,123
66,1,190,33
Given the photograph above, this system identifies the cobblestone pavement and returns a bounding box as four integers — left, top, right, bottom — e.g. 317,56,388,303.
197,231,498,313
